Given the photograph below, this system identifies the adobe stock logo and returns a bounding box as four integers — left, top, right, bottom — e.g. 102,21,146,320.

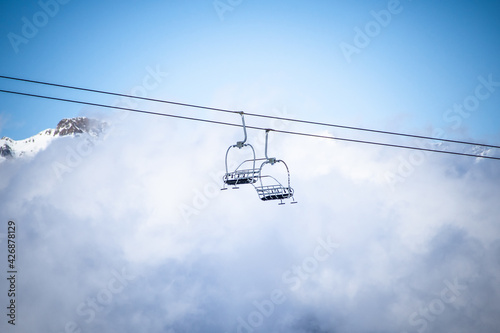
51,64,168,181
443,74,500,129
401,278,468,333
231,236,339,333
384,73,499,190
339,0,404,63
7,0,71,54
56,266,136,333
213,0,244,21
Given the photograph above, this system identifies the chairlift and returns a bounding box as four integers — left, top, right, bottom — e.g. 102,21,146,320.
221,113,261,190
253,130,297,205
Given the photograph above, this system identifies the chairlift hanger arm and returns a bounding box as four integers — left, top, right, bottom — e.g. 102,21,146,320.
264,129,276,164
237,112,247,147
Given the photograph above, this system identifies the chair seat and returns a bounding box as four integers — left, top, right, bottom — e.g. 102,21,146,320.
223,169,259,185
255,185,294,201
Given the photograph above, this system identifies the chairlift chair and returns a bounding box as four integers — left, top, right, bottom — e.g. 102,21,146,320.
253,130,297,205
221,113,260,190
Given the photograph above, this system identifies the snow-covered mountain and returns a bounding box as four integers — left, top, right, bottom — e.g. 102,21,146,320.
0,117,107,161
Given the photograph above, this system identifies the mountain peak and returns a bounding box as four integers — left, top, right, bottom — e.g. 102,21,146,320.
0,144,14,159
0,117,108,161
54,117,107,137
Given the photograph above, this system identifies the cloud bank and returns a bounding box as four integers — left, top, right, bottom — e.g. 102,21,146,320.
0,113,499,333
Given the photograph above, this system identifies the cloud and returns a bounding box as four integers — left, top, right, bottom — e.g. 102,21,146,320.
0,114,499,333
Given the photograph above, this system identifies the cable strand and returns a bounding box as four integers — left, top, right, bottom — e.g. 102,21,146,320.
1,75,499,150
1,88,498,161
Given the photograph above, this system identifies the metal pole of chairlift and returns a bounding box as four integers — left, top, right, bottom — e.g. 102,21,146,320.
237,112,247,148
233,112,247,189
264,129,276,164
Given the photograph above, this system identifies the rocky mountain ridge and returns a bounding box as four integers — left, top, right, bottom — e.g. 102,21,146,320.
0,117,107,160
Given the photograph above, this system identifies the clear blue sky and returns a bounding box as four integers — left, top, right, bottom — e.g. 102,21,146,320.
1,0,499,142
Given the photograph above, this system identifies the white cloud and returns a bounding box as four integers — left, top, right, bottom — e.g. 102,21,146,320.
0,114,499,333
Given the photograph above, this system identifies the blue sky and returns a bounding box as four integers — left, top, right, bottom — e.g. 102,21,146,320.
1,0,499,142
